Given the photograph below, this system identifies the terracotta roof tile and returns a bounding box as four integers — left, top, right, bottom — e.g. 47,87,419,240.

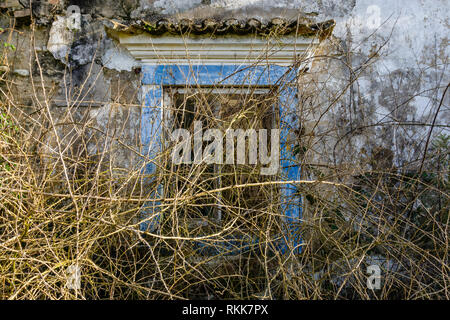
110,18,335,39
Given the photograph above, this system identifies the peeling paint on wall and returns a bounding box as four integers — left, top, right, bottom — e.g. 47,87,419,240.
1,0,448,169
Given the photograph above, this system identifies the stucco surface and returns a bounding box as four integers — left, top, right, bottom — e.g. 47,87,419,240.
0,0,448,169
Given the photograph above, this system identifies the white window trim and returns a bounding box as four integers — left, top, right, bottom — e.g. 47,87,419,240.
117,33,320,67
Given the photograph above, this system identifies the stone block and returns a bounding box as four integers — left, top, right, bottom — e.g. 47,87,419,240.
13,9,31,18
0,0,21,9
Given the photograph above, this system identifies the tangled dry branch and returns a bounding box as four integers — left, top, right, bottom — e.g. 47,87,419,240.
0,16,448,300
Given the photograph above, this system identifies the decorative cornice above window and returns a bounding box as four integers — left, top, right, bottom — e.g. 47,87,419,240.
109,18,335,38
110,18,334,66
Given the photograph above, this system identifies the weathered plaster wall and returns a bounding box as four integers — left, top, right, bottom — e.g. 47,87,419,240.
304,0,449,169
0,0,448,172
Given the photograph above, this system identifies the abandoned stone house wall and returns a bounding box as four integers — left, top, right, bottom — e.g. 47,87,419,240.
0,0,448,176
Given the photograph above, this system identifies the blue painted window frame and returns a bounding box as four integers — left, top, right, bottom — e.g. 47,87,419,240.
140,64,302,254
